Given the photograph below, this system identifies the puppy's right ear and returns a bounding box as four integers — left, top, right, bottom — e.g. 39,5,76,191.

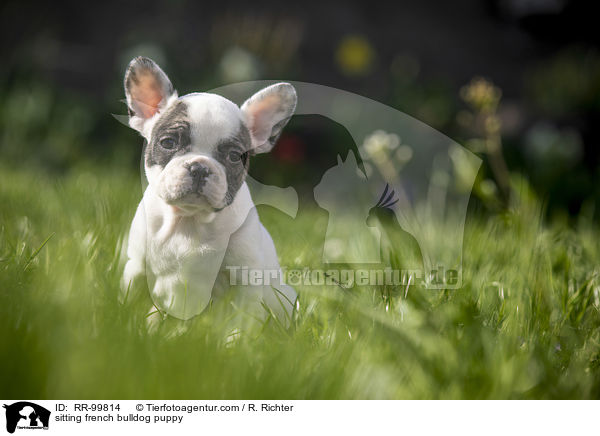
124,57,176,133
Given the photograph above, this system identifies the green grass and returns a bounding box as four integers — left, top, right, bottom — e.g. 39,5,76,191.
1,164,600,399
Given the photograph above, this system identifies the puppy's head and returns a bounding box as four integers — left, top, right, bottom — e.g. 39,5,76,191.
124,57,296,216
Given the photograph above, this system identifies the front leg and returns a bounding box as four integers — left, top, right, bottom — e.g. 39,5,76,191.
121,201,147,303
224,208,297,325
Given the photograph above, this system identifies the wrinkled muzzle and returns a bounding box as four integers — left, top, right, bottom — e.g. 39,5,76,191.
154,154,228,211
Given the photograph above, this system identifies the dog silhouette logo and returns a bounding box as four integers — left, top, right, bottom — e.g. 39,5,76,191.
3,402,50,433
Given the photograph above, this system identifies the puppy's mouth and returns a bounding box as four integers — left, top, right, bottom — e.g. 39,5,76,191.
164,190,221,213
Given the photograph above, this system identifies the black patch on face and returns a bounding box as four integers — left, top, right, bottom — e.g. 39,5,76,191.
145,100,191,168
212,123,251,206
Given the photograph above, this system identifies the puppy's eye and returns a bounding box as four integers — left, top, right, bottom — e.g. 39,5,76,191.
228,151,241,162
159,137,176,150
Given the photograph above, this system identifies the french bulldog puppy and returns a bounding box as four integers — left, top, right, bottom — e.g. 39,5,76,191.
121,56,297,324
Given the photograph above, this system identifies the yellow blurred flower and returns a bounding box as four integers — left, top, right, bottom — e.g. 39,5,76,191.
335,35,375,76
460,77,502,112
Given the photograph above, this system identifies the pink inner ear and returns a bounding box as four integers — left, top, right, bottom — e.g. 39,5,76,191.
131,72,164,119
248,95,280,144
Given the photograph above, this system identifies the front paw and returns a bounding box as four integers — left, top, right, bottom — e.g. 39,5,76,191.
145,306,190,338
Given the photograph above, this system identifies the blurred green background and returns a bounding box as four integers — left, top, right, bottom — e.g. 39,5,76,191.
1,0,600,399
1,0,600,213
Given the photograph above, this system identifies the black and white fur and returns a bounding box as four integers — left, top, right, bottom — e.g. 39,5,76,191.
121,57,297,323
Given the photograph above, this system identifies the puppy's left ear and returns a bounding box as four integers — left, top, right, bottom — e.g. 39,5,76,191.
241,83,297,154
124,56,176,133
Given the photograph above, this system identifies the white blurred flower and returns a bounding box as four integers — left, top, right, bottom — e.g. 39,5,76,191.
395,144,413,164
361,130,400,163
219,46,260,83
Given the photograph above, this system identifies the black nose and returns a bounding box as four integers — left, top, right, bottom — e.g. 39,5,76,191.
187,162,210,189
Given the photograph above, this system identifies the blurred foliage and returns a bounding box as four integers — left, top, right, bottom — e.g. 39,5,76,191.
459,77,511,208
1,32,599,218
526,48,600,117
0,79,139,172
211,14,303,82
